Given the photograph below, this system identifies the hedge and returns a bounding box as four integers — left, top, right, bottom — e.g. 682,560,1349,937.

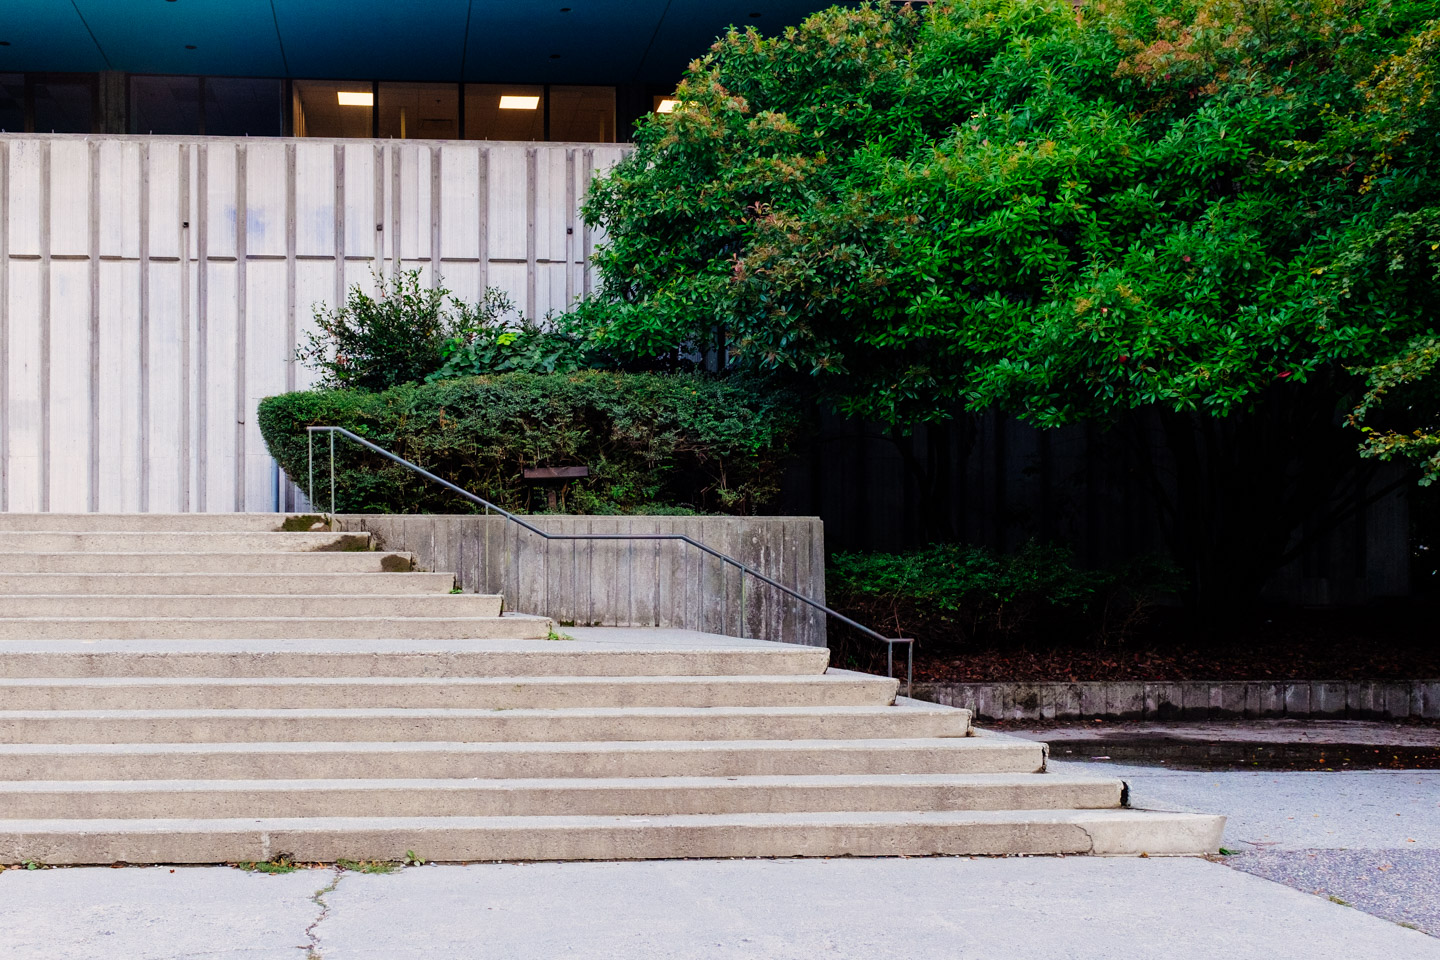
258,372,806,515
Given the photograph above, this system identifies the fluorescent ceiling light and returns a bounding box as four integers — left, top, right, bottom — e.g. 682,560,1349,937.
337,91,373,107
656,99,680,114
499,95,541,110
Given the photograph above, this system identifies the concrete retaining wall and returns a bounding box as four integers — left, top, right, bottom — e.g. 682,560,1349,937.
914,680,1440,721
335,514,828,647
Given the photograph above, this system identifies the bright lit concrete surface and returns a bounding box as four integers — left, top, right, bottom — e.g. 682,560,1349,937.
4,856,1438,960
1048,759,1440,849
0,864,321,960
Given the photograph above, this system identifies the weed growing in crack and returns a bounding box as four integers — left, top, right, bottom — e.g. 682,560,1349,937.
336,859,399,874
235,854,300,874
304,868,342,960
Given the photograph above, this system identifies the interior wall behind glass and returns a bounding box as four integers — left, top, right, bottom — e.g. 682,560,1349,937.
549,86,615,143
129,75,199,135
0,75,23,132
465,84,543,141
206,78,283,137
378,82,457,139
294,80,373,138
32,76,94,133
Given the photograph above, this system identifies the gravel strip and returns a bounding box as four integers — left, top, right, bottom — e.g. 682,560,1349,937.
1225,848,1440,936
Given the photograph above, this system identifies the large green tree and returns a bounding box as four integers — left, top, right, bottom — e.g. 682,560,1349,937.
575,0,1439,614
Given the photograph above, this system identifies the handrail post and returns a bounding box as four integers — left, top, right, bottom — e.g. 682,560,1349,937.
329,429,336,521
307,429,314,514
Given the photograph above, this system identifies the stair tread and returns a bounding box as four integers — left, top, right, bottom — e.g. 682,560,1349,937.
0,704,960,719
0,773,1117,791
0,674,885,687
0,808,1220,829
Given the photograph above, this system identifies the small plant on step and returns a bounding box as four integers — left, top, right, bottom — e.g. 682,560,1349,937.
403,850,426,867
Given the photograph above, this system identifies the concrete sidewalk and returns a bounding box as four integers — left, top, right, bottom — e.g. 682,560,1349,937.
1052,758,1440,937
1,855,1436,960
4,759,1437,958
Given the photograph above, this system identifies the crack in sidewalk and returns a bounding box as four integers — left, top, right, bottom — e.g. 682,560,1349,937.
302,868,342,959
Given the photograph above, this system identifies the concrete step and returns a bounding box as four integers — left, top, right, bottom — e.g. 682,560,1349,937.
0,774,1122,819
0,615,552,641
0,573,456,595
0,737,1046,781
0,704,972,744
0,531,370,553
0,513,331,533
0,674,898,710
0,552,417,574
0,595,503,619
0,640,830,678
0,809,1227,863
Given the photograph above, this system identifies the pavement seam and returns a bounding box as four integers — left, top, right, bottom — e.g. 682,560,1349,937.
303,867,342,960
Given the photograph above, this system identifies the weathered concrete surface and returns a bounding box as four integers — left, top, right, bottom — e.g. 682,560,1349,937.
0,737,1047,782
5,857,1434,960
1052,760,1440,851
336,515,828,646
916,680,1440,721
1055,759,1440,937
308,858,1440,959
0,864,322,960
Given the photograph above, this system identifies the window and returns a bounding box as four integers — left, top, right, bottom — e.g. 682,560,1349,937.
378,82,457,140
32,75,94,133
0,74,22,132
465,84,543,142
549,86,615,142
129,75,200,135
293,80,373,138
205,78,283,137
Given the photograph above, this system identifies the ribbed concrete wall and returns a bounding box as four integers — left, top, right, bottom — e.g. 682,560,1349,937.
0,134,629,514
336,515,829,647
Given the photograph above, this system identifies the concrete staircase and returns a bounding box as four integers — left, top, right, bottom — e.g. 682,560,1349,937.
0,514,1224,864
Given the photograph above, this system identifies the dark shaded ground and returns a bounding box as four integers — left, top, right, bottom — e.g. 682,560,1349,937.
831,600,1440,682
997,719,1440,770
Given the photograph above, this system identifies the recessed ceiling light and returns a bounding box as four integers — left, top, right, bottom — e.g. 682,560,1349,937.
337,91,374,106
656,99,680,114
499,95,541,110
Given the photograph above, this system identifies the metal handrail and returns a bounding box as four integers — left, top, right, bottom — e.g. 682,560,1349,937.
306,425,914,695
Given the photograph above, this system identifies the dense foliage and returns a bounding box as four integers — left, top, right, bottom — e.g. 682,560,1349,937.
827,542,1181,655
580,0,1437,423
298,270,604,390
575,0,1439,613
258,372,806,515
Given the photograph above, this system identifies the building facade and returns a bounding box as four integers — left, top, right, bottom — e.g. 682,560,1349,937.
0,2,822,513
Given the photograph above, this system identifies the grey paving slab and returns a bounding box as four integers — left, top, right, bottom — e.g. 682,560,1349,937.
1049,760,1440,849
0,864,324,960
312,858,1440,960
1050,759,1440,937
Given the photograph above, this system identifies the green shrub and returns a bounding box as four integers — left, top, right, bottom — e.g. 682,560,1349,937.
429,316,599,380
297,271,517,391
258,371,806,515
827,542,1181,656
